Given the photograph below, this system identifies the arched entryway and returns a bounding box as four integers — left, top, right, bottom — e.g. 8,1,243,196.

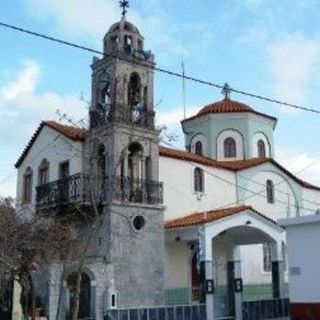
65,271,94,320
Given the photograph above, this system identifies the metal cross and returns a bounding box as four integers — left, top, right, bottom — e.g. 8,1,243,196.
119,0,129,17
221,82,231,99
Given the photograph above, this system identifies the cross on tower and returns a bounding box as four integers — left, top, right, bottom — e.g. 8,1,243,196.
119,0,129,17
221,83,231,99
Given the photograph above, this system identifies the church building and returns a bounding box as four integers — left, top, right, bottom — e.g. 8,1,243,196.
14,5,320,320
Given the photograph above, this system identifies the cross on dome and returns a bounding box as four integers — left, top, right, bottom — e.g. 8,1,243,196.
119,0,129,17
221,83,231,99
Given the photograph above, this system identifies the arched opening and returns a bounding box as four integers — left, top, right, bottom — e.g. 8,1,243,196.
194,167,204,192
126,142,145,202
66,273,91,320
128,73,141,106
124,35,133,54
224,137,236,158
128,142,143,181
195,141,203,155
111,35,119,51
266,179,275,203
100,83,111,106
257,140,266,158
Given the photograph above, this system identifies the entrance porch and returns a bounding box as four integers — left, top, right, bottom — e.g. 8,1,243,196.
165,205,288,320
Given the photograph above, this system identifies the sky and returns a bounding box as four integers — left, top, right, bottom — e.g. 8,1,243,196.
1,0,320,197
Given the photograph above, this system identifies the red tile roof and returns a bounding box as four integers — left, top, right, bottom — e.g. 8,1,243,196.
15,121,86,168
15,121,320,192
159,146,320,191
182,98,277,123
165,205,275,229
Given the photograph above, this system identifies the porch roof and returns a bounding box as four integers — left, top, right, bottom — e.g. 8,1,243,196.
165,205,276,229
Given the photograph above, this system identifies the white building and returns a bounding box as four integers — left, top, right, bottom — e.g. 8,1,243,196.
279,213,320,320
13,11,320,320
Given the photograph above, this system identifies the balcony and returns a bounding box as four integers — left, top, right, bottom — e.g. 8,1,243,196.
36,174,163,214
36,173,90,214
109,176,163,205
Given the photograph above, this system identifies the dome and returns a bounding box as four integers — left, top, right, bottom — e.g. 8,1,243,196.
108,20,140,34
183,98,277,122
198,98,253,116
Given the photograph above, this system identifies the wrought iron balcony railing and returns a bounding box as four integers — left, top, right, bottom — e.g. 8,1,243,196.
107,176,163,205
36,174,163,214
36,173,90,214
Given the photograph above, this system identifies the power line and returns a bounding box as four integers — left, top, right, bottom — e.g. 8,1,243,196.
1,21,320,115
188,161,318,214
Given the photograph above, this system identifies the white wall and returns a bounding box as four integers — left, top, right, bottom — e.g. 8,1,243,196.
243,170,297,221
165,241,191,288
301,188,320,216
160,156,237,220
16,125,84,214
279,215,320,303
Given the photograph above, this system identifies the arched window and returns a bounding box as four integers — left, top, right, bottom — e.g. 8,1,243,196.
38,159,49,186
224,137,236,158
195,141,203,155
194,167,204,192
258,140,266,158
128,142,143,181
266,179,274,203
23,167,33,203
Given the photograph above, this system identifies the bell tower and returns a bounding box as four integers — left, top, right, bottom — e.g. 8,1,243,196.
90,12,155,130
86,3,165,309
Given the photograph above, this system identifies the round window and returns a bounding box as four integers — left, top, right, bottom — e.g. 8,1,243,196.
132,215,145,231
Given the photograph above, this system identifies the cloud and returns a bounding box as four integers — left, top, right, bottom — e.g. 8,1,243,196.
25,0,119,41
276,149,320,186
1,61,40,100
0,60,88,150
0,176,17,199
268,34,320,110
24,0,190,64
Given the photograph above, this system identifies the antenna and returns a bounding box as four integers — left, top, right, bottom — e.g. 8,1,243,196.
181,60,186,119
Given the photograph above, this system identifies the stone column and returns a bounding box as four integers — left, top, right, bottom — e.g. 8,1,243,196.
141,156,147,202
205,260,214,319
271,242,285,298
232,246,243,320
199,225,215,320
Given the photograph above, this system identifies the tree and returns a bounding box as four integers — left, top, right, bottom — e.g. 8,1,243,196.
0,195,75,319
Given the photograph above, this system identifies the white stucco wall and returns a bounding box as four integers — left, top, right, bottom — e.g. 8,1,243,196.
279,214,320,303
165,241,191,288
242,170,298,221
16,125,84,214
301,188,320,216
159,156,237,220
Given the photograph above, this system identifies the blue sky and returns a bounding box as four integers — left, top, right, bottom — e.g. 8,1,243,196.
1,0,320,197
